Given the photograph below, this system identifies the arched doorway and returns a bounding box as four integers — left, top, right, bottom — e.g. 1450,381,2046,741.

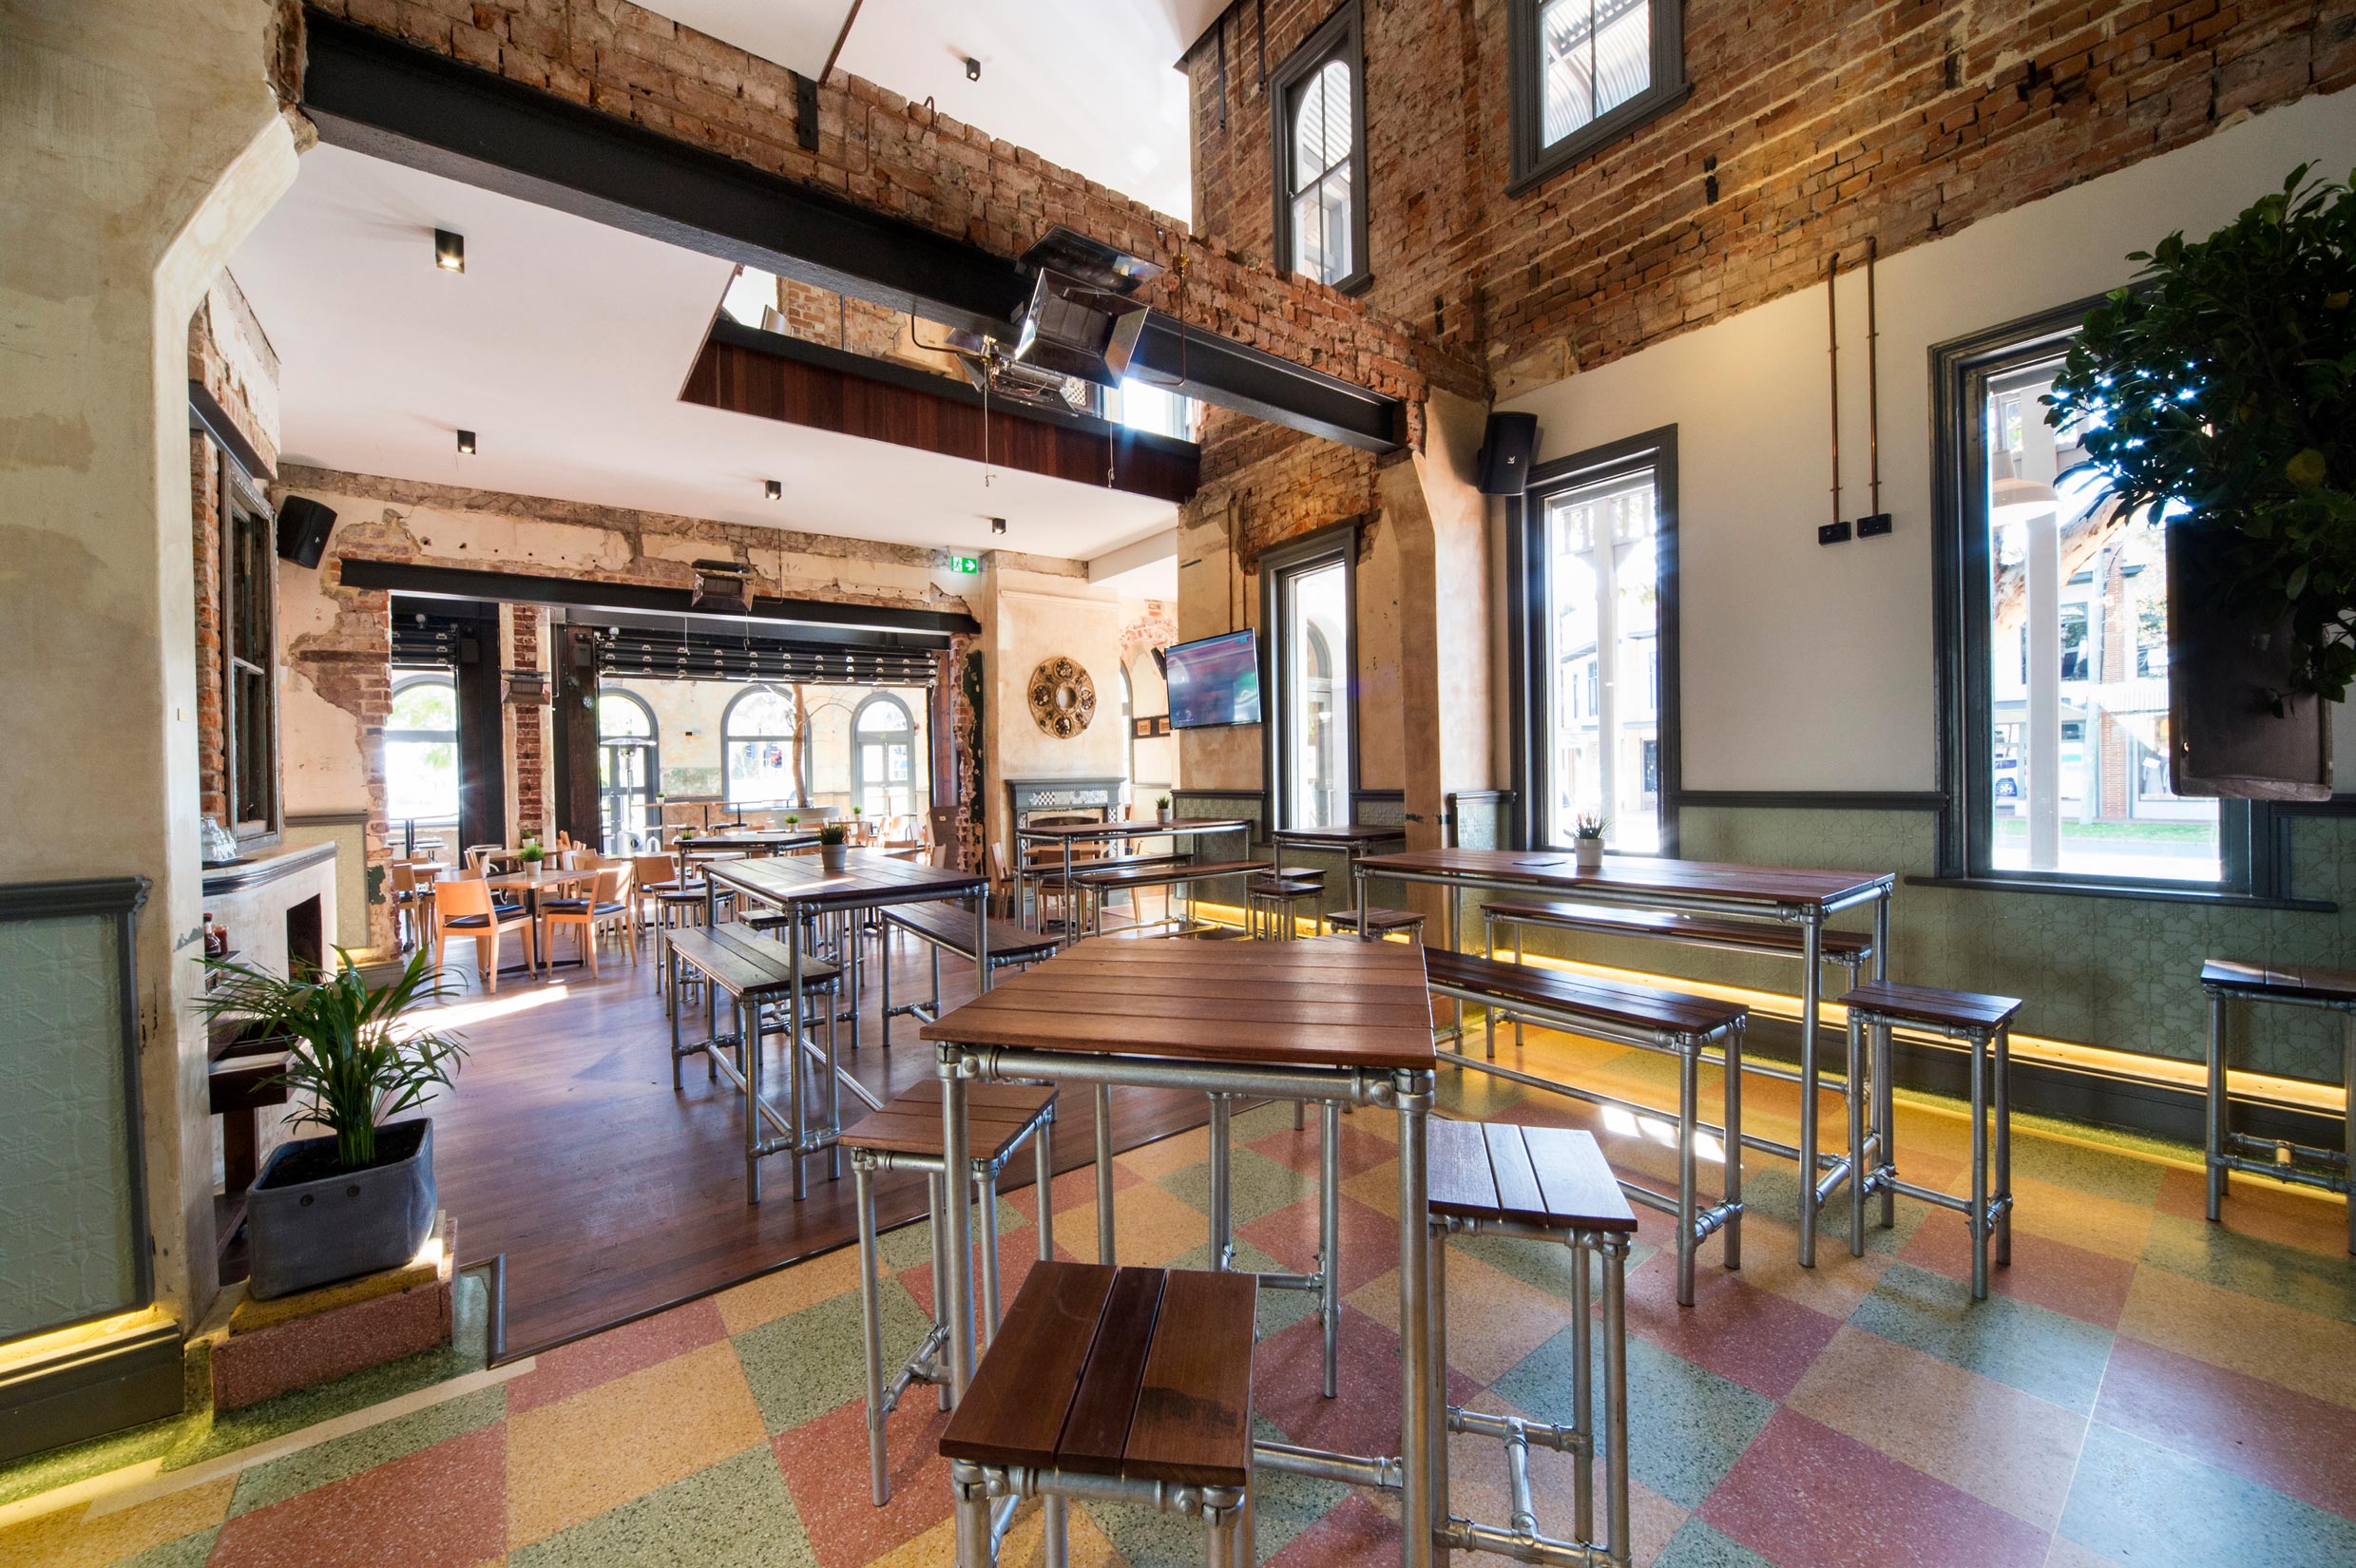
596,690,659,851
852,692,915,822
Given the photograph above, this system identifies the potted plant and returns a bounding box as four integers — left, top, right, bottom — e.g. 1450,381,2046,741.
1571,813,1607,870
2044,164,2353,798
193,949,465,1300
1156,794,1174,825
818,821,850,871
518,837,546,879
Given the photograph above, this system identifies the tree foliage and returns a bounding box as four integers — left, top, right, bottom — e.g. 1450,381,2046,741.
2044,165,2356,701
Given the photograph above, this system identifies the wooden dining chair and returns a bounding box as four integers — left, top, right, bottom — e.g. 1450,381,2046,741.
543,866,632,977
631,852,681,930
433,875,537,991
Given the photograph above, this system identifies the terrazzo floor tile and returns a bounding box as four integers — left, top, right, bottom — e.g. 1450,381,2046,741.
2039,1536,2127,1568
2093,1334,2356,1517
1894,1220,2136,1328
0,1477,234,1568
1262,1492,1397,1568
1157,1145,1318,1230
733,1284,932,1437
504,1297,727,1415
2058,1422,2356,1568
1110,1124,1210,1181
209,1424,506,1568
773,1398,953,1568
1492,1329,1774,1510
2153,1163,2349,1255
1848,1262,2114,1412
1337,1156,1402,1218
1698,1409,2051,1568
1701,1213,1890,1320
1246,1114,1395,1181
715,1245,872,1335
1252,1303,1479,1461
505,1442,814,1568
1620,1250,1844,1400
2139,1210,2356,1321
1344,1243,1591,1386
2114,1266,2356,1407
505,1339,765,1549
1652,1517,1778,1568
1782,1324,2086,1531
1062,1181,1217,1268
1237,1191,1414,1298
227,1385,507,1517
2003,1176,2156,1262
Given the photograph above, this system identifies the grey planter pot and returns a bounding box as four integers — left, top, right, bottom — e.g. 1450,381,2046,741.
244,1119,436,1300
820,844,849,871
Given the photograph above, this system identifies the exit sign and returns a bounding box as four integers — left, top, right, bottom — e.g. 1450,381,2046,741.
948,554,981,574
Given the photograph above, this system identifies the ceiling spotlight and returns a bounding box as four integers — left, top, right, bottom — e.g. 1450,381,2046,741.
965,56,981,82
433,229,466,273
763,478,782,501
989,516,1006,536
455,429,477,454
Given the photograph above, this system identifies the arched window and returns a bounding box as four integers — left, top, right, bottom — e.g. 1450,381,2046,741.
596,690,660,851
1274,7,1366,291
852,693,915,820
723,686,803,807
386,674,459,824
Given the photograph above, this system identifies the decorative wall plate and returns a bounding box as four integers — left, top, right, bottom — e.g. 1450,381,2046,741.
1027,657,1097,738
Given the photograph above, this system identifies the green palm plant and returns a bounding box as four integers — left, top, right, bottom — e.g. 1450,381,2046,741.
193,948,467,1172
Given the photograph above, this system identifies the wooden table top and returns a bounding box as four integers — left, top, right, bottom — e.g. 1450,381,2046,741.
921,934,1437,1069
706,849,986,910
1353,847,1893,912
2200,958,2356,1004
1269,824,1410,846
676,831,820,851
1018,818,1252,842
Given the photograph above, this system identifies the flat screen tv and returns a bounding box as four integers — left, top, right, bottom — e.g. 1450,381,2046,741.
1166,629,1262,729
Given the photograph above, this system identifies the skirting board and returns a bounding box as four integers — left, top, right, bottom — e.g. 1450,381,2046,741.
0,1320,183,1465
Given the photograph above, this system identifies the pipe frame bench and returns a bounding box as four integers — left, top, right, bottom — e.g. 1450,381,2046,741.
2202,965,2356,1255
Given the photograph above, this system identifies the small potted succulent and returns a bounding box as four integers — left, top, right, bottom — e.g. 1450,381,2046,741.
818,821,850,871
851,804,865,841
1156,794,1174,825
517,836,546,879
193,948,465,1299
1571,813,1608,870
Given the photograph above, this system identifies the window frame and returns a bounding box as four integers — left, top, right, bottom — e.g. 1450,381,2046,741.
851,691,917,818
1507,0,1690,197
1268,2,1370,296
1259,519,1362,832
594,688,661,851
1506,426,1682,855
217,454,280,846
1927,299,2285,905
386,672,462,827
721,684,806,808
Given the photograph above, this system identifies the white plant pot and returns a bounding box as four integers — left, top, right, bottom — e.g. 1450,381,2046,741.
1574,840,1604,870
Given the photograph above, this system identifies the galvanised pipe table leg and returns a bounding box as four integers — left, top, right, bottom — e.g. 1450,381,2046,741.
1601,1233,1631,1568
940,1050,975,1399
2206,991,2229,1220
1847,1007,1868,1258
1208,1094,1234,1270
1095,1081,1116,1265
1676,1040,1699,1305
1571,1236,1593,1542
1796,908,1825,1268
1871,893,1894,1230
929,1170,953,1412
1724,1020,1744,1272
854,1159,887,1505
1035,1111,1055,1262
1321,1100,1342,1399
1427,1210,1450,1568
1396,1067,1436,1568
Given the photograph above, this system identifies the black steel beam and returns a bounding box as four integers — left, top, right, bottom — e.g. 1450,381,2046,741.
340,558,976,641
299,11,1402,451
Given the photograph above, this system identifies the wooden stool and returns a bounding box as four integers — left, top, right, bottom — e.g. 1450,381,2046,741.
1425,1120,1634,1566
1244,872,1325,940
846,1081,1057,1505
2200,959,2356,1254
1328,906,1426,941
940,1261,1257,1568
1840,980,2021,1297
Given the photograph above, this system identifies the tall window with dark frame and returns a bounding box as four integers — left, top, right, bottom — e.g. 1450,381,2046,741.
1263,529,1357,831
1508,0,1687,191
219,466,278,840
596,690,659,852
1515,431,1677,853
1271,5,1368,293
1936,310,2242,891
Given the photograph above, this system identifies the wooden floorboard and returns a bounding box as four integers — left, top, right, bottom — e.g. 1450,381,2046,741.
412,924,1213,1359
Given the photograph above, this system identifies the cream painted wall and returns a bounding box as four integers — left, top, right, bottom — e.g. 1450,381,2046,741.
0,0,297,1329
1503,86,2356,791
982,568,1131,859
1123,649,1176,794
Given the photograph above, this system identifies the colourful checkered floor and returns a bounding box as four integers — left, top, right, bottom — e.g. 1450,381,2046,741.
7,1027,2355,1568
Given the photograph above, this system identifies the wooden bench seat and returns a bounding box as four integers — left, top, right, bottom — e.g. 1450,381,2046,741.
1427,1119,1637,1233
664,925,842,1001
1836,978,2020,1033
1425,948,1746,1038
886,900,1056,962
1025,851,1189,886
1328,906,1426,936
840,1081,1056,1160
940,1261,1257,1490
1485,898,1872,962
2200,958,2356,1006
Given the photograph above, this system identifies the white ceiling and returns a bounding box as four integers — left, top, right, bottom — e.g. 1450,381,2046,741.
655,0,1220,220
230,144,1181,564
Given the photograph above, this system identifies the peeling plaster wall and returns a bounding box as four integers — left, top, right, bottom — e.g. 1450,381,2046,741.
978,566,1138,863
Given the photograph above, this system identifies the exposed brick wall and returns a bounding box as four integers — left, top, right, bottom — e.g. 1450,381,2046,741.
302,0,1481,428
283,547,395,951
509,605,546,840
1186,0,2356,399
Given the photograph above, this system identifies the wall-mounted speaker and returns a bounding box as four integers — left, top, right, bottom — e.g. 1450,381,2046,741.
275,496,337,568
1475,411,1540,497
